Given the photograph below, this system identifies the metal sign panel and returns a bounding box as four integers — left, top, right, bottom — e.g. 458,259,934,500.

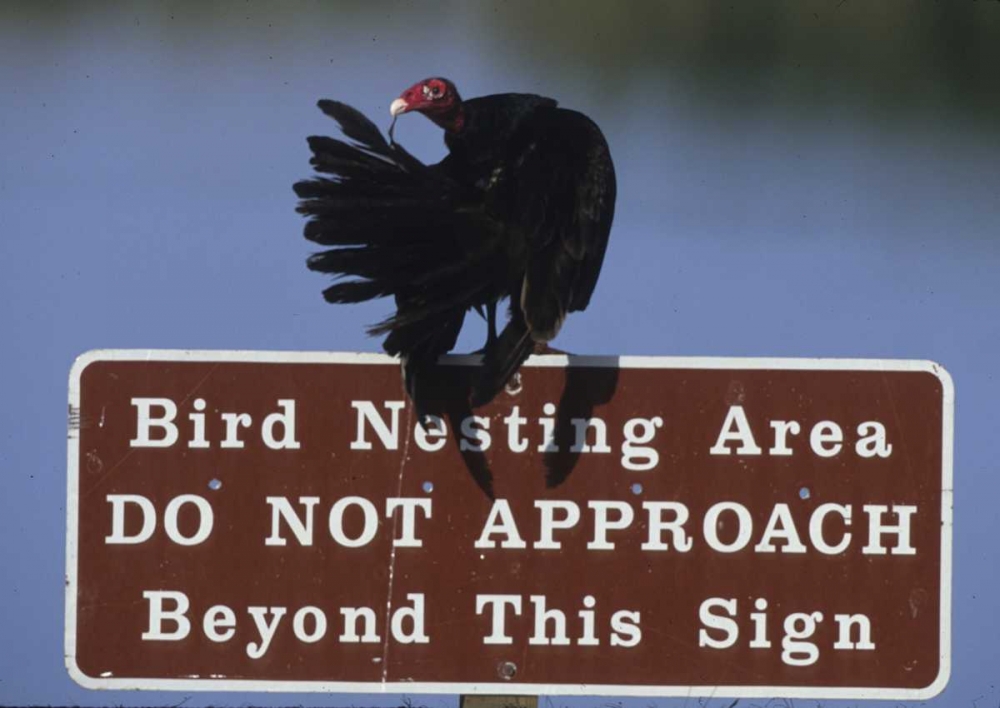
66,350,952,700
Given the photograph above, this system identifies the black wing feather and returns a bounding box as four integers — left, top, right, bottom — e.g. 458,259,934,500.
491,107,616,339
316,100,390,152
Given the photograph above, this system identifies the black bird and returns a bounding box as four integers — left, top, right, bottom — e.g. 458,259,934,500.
294,77,615,407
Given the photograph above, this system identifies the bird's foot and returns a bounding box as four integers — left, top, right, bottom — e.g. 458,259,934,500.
504,372,523,396
533,343,566,355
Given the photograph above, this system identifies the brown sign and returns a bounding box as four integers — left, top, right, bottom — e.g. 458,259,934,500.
66,350,952,700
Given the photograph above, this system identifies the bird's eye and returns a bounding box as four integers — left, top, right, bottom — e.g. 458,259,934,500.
425,83,443,100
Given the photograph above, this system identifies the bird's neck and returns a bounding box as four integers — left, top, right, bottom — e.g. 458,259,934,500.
428,104,466,134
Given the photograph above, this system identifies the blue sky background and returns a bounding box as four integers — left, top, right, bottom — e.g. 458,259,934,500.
1,1,998,706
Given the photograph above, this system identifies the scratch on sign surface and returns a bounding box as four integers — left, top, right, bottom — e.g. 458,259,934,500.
380,399,414,682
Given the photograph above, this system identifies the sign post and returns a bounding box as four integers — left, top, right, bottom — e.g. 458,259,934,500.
66,350,952,701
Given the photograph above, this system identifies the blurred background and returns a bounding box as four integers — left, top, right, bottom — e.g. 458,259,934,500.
1,1,998,706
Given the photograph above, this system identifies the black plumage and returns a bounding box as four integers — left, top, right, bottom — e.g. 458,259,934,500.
294,78,616,408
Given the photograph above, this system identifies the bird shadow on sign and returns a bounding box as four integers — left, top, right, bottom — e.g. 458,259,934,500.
412,362,496,500
542,354,621,489
416,353,621,497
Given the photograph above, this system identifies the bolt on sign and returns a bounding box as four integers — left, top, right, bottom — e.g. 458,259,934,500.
66,350,953,700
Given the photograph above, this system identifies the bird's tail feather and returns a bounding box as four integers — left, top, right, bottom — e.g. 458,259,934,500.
392,309,466,409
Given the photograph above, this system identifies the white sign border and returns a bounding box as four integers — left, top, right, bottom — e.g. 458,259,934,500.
65,349,954,700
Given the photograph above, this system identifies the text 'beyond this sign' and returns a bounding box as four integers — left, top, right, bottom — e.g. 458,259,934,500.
66,350,953,700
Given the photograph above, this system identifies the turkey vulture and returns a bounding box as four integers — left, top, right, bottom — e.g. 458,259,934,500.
294,77,616,408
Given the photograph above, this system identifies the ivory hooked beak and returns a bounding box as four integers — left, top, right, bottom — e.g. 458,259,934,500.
390,98,408,117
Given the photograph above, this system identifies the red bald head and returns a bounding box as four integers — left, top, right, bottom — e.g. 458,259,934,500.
390,77,465,133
